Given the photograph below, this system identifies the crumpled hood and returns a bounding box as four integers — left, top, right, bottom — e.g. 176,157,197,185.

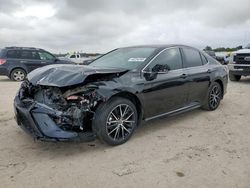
27,64,128,87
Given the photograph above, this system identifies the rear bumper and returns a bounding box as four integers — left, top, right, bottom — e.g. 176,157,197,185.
228,64,250,76
0,67,8,76
14,96,96,142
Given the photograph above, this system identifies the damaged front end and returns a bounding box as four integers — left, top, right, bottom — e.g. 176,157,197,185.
14,80,106,141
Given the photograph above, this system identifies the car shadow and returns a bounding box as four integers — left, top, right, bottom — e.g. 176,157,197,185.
18,108,205,159
0,78,11,82
135,109,203,139
238,77,250,83
0,76,13,82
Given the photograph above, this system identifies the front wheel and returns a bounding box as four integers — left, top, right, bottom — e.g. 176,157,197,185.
92,97,138,145
202,82,222,111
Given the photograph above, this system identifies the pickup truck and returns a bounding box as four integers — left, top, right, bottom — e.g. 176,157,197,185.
64,54,87,64
228,44,250,81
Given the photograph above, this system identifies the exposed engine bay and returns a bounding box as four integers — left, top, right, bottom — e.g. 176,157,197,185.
19,80,105,133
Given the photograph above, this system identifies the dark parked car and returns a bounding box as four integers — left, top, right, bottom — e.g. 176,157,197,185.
14,45,228,145
0,47,73,81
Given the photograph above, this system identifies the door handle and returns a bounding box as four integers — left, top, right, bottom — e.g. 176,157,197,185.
41,61,47,64
180,74,188,79
20,60,27,63
207,69,212,73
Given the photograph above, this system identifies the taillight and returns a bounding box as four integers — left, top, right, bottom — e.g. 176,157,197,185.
0,59,6,65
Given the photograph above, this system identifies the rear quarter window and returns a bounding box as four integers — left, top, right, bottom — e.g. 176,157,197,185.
6,50,21,59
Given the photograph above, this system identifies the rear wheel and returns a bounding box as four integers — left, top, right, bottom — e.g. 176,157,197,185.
202,82,222,111
10,68,26,81
92,97,138,145
229,72,241,81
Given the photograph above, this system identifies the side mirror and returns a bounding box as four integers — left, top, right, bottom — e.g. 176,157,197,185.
143,64,169,81
152,64,169,73
143,71,158,81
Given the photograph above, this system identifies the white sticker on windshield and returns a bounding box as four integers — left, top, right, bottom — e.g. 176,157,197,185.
128,58,146,62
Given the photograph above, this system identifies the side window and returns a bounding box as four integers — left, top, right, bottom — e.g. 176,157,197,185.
6,50,21,59
20,50,40,60
146,48,182,71
70,55,76,58
38,51,55,61
200,53,208,65
182,48,203,67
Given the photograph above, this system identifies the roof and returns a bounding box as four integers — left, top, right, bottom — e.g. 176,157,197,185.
4,46,44,51
121,44,196,50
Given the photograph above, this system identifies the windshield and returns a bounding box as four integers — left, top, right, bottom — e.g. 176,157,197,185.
90,47,157,70
246,43,250,49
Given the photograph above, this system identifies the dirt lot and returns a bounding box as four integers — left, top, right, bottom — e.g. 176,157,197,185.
0,76,250,188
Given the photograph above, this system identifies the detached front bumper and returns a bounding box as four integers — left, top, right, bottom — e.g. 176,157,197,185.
14,96,96,142
228,64,250,76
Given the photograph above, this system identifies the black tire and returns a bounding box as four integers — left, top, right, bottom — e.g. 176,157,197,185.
92,97,138,146
10,68,26,81
202,82,222,111
229,72,241,81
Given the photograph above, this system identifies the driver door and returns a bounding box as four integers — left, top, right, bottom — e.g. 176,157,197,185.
142,48,189,118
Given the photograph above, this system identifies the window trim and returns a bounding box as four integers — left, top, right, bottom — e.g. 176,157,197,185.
141,47,183,74
199,52,208,65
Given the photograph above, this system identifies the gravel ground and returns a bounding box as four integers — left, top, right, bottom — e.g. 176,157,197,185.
0,75,250,188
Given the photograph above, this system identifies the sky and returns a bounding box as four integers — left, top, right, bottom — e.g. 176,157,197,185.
0,0,250,53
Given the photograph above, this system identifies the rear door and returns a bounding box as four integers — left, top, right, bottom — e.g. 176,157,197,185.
18,50,41,72
5,49,23,68
181,47,211,104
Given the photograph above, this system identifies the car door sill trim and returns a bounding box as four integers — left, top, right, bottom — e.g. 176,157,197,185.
145,103,201,121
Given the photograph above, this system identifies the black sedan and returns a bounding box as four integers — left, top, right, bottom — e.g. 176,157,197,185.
14,45,228,145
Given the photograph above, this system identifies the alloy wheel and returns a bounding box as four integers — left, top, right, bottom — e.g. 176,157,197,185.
106,104,136,141
209,85,221,109
13,70,25,81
